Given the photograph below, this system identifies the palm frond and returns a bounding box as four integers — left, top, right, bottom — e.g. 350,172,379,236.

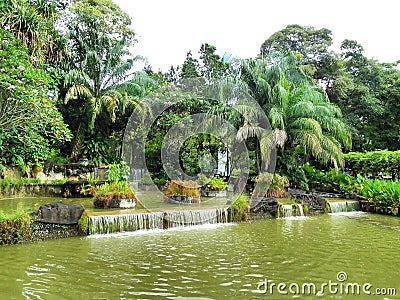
65,85,93,103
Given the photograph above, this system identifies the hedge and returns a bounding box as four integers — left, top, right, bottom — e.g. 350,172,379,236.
344,150,400,179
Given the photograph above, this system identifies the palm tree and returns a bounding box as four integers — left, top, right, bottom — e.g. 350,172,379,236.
0,0,65,63
240,52,351,169
63,34,145,160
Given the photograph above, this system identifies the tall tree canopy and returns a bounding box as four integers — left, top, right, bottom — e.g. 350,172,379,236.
0,0,69,64
0,29,71,168
240,53,351,181
59,0,140,162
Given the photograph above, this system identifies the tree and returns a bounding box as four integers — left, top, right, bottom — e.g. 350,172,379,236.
240,53,351,182
199,43,230,78
0,29,71,168
0,0,69,64
259,24,335,79
180,51,200,79
60,0,139,162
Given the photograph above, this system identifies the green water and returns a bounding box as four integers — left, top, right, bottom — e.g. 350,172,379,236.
1,212,400,299
0,191,234,215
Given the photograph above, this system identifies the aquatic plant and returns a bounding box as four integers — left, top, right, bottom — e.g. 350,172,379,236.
163,180,200,202
0,210,31,245
227,194,250,222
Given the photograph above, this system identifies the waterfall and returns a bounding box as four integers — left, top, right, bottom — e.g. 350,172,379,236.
88,208,229,235
328,200,361,213
296,203,305,216
280,204,305,218
281,205,293,218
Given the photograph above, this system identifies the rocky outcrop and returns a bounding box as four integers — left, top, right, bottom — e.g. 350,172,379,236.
38,202,85,225
289,189,327,214
250,197,279,217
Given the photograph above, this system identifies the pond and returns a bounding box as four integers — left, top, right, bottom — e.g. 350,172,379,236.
0,191,235,216
1,212,400,299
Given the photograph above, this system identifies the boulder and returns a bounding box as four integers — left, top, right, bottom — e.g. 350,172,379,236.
38,202,85,225
250,197,279,217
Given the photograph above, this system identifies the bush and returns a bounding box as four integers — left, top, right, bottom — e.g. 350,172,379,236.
0,211,31,245
0,177,42,195
228,194,250,222
198,175,227,191
344,150,400,179
253,173,289,198
105,162,129,183
358,179,400,212
163,180,200,202
303,164,363,195
93,182,137,208
77,211,89,234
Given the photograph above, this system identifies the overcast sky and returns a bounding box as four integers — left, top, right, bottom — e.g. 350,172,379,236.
114,0,400,72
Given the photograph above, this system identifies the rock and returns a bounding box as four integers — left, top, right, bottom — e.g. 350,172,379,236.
250,197,279,217
38,202,85,225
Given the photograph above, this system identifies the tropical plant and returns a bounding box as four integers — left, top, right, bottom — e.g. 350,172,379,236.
60,0,143,161
0,0,67,63
105,162,129,183
163,180,200,202
240,53,352,171
93,181,137,208
253,173,289,198
303,164,364,195
358,179,400,212
198,175,227,191
227,194,250,222
0,29,71,167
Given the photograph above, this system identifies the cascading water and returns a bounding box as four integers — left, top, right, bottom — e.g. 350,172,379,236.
280,204,305,218
296,203,304,216
281,205,293,218
88,208,229,235
328,200,361,213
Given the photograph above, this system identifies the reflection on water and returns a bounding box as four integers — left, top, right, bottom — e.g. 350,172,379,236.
1,213,400,299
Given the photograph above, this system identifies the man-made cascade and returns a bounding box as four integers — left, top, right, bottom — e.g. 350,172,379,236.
296,203,305,216
281,205,293,218
328,200,361,213
280,204,305,218
88,208,229,235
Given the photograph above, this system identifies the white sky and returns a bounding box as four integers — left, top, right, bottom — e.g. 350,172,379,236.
114,0,400,72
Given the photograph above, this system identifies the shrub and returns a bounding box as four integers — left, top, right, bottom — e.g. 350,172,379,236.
358,179,400,211
303,164,363,195
198,175,227,191
253,173,289,198
163,180,200,202
228,194,250,222
344,150,400,179
0,211,31,245
77,211,89,234
105,162,129,183
93,182,137,208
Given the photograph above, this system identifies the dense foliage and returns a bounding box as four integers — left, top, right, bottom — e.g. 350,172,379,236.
358,179,400,214
344,150,400,179
227,194,250,222
0,29,71,169
163,180,200,202
0,210,31,245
